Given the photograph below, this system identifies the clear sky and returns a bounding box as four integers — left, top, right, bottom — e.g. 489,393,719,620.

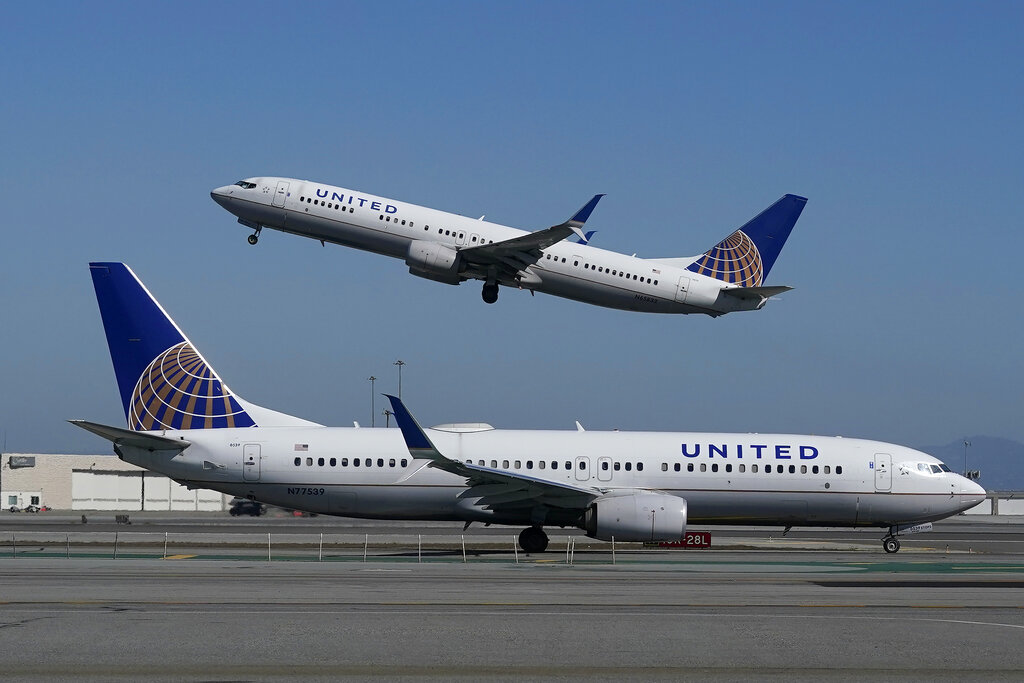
2,1,1022,454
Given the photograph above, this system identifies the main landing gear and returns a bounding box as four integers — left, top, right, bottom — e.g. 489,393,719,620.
247,226,262,245
518,526,549,553
481,282,499,304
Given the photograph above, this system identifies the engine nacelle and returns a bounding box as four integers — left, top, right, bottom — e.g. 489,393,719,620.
405,240,462,285
582,492,687,542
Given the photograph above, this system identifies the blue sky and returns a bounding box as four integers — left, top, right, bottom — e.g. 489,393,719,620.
2,1,1022,454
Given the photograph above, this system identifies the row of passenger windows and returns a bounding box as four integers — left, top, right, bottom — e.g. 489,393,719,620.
294,456,409,468
662,462,843,475
299,196,356,213
541,253,658,285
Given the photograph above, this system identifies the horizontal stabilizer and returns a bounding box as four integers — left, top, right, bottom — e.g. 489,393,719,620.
721,285,792,301
69,420,191,452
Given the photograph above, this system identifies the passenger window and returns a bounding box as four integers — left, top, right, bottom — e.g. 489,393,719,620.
565,461,571,470
389,459,396,467
687,463,694,472
711,463,718,472
614,462,621,471
514,460,521,469
491,460,497,468
765,464,772,473
752,464,758,473
604,462,611,471
725,464,732,473
661,463,668,471
625,462,632,471
294,457,300,466
354,458,361,466
789,465,796,473
526,460,533,469
306,457,313,466
539,461,545,470
366,459,372,467
502,460,510,469
674,463,680,472
637,463,643,471
824,466,831,474
700,463,707,472
318,457,325,466
738,464,745,473
342,458,349,466
800,465,807,474
812,465,819,474
578,461,585,470
836,466,843,474
377,458,384,467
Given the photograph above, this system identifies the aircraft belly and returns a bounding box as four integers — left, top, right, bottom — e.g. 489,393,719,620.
538,271,687,313
683,490,861,525
284,213,408,258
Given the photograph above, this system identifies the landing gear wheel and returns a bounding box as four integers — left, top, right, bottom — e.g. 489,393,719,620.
482,283,499,304
247,233,259,245
883,537,901,554
518,526,549,553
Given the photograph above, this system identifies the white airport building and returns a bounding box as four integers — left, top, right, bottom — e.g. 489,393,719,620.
2,453,227,511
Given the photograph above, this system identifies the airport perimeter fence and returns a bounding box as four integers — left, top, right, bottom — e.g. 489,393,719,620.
0,531,645,565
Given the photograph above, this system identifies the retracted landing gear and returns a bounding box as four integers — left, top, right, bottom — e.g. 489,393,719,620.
518,526,549,553
247,225,262,245
482,282,499,304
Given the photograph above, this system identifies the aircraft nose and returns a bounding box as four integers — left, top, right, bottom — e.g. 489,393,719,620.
210,185,234,208
958,477,987,510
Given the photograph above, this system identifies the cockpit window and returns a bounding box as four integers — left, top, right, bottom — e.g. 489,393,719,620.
234,180,257,189
939,464,951,472
930,464,942,474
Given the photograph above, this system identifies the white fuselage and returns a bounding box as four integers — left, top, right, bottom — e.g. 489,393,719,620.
123,425,985,529
211,177,760,315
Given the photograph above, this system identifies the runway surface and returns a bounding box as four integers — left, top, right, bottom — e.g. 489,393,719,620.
1,516,1023,680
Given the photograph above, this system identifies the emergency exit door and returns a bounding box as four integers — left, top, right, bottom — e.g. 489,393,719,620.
243,444,261,481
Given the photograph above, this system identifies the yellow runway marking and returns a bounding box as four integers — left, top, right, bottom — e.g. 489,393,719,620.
162,554,197,560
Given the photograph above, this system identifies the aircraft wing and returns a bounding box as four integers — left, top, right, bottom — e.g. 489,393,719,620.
385,395,602,511
459,194,604,274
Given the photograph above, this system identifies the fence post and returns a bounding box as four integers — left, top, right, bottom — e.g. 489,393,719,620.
66,534,70,559
363,534,368,562
113,531,118,560
461,534,466,563
319,532,323,562
418,534,422,563
268,533,271,562
611,536,615,565
11,533,15,558
163,532,168,560
513,536,519,564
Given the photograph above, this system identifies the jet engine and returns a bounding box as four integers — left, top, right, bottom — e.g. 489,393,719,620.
405,240,462,285
582,492,687,542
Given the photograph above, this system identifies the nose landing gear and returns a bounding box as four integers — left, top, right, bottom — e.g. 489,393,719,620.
882,536,901,553
247,226,262,245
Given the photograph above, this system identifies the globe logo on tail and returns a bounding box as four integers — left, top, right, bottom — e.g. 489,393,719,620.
129,342,255,430
686,230,763,287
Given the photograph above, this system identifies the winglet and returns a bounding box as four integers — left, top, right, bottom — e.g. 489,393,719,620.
384,394,443,459
568,194,605,230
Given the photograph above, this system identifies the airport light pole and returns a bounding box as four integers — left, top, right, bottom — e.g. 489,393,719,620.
394,359,405,398
368,376,376,427
964,440,971,477
383,408,393,428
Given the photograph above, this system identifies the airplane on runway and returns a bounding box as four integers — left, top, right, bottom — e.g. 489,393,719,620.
211,177,807,315
73,263,985,553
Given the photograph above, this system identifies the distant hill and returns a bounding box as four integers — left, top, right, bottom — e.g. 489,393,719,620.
919,436,1024,491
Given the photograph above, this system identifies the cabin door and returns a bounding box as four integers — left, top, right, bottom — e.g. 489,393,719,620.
243,444,261,481
873,453,891,492
675,276,691,303
272,180,289,208
574,456,591,481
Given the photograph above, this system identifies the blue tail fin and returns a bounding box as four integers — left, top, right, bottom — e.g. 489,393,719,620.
89,263,259,431
687,194,807,286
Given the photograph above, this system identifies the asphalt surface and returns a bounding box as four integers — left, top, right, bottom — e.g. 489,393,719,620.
0,514,1022,680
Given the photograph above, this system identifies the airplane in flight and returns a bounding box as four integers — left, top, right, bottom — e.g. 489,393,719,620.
73,263,985,553
211,177,807,315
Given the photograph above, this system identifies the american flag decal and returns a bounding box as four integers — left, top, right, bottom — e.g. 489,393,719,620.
294,444,309,451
